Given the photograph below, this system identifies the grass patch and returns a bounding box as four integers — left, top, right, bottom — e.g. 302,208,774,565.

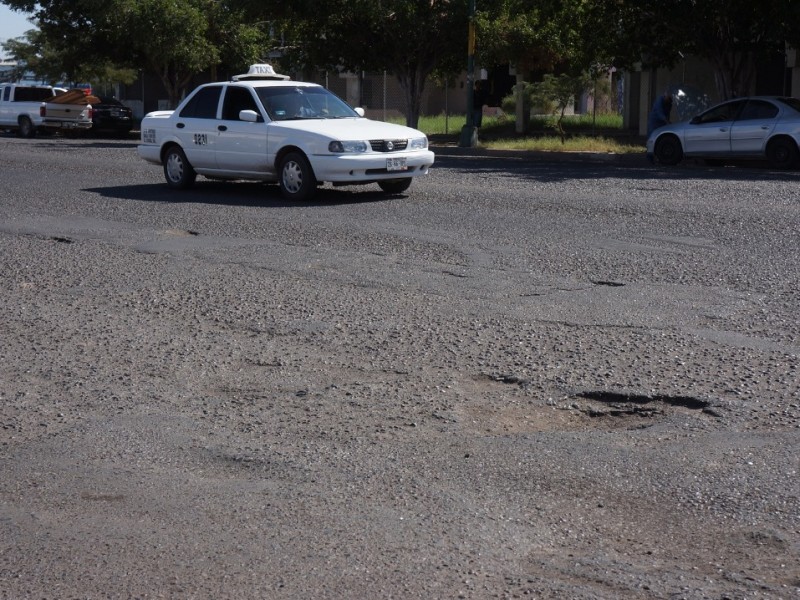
390,113,646,154
387,113,473,135
529,113,624,130
393,113,629,135
485,135,644,154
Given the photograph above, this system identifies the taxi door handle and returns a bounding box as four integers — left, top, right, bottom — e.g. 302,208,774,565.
218,125,227,132
176,122,185,129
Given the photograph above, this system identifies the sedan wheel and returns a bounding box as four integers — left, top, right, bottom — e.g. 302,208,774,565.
654,134,683,165
766,137,799,169
163,146,196,189
279,152,317,201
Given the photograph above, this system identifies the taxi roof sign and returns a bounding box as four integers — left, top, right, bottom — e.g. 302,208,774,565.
232,64,290,81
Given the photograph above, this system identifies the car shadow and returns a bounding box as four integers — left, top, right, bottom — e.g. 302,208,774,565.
0,135,138,150
84,180,404,208
435,153,800,184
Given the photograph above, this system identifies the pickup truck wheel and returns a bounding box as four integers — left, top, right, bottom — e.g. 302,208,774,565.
279,151,317,201
378,178,412,194
17,116,36,138
163,146,196,189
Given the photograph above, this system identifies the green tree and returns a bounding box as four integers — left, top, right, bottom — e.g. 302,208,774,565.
2,28,137,87
243,0,469,128
118,0,218,108
687,0,788,99
475,0,590,75
1,0,270,107
530,72,594,142
1,0,123,83
587,0,797,100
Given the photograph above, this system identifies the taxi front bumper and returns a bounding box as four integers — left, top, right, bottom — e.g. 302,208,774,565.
309,150,435,183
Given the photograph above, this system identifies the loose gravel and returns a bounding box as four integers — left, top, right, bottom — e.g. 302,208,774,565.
0,136,798,599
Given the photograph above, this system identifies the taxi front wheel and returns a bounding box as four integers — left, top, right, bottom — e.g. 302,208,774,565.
378,178,412,194
163,146,197,189
279,152,317,201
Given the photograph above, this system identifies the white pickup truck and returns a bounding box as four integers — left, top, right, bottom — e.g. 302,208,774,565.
0,84,94,137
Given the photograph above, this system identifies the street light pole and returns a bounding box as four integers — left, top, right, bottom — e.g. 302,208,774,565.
459,0,477,147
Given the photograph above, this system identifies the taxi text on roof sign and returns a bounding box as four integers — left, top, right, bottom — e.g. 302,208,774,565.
232,64,291,81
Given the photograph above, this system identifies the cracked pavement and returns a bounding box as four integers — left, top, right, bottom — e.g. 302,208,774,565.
1,136,798,598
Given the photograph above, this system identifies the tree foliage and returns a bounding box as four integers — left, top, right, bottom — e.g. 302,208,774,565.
1,0,270,107
120,0,219,107
530,73,594,142
240,0,469,127
477,0,800,100
585,0,798,99
475,0,590,75
2,28,137,87
4,0,800,116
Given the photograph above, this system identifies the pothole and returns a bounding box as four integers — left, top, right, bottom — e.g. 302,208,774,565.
569,390,720,425
163,229,199,237
590,279,625,287
456,376,721,434
482,373,530,387
576,390,711,411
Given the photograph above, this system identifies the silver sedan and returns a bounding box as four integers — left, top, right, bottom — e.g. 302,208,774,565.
646,96,800,168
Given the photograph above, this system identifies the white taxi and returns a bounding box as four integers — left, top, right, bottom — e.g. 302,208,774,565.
137,64,435,200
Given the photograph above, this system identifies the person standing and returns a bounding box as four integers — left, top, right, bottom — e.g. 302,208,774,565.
647,90,673,136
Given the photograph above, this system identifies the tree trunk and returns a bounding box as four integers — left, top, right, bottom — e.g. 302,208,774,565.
711,50,755,100
397,67,427,129
153,64,195,109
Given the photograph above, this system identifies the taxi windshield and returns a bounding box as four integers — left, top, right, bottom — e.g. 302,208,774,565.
257,86,359,121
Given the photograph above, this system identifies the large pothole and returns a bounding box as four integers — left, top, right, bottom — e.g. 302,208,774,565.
455,375,720,434
569,390,721,425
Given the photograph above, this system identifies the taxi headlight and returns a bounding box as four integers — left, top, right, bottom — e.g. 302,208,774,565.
329,140,368,153
409,137,428,150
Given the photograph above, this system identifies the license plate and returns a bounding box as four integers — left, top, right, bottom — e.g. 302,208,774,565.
386,157,407,171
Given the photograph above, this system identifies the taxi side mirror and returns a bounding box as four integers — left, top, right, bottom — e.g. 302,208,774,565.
354,107,365,117
239,109,261,122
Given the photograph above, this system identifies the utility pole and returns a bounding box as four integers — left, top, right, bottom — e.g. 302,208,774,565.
459,0,478,147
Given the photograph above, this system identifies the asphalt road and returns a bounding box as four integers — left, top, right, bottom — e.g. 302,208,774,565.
1,134,799,599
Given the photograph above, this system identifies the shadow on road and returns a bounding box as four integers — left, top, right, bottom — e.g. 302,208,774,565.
84,180,405,208
434,152,800,185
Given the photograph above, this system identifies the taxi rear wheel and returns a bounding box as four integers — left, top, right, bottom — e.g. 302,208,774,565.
163,146,196,189
378,178,412,194
279,152,317,201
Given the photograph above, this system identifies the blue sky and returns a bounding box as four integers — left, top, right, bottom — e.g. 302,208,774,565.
0,6,34,47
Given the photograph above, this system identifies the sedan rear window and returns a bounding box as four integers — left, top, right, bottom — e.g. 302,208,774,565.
777,97,800,113
737,100,778,121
